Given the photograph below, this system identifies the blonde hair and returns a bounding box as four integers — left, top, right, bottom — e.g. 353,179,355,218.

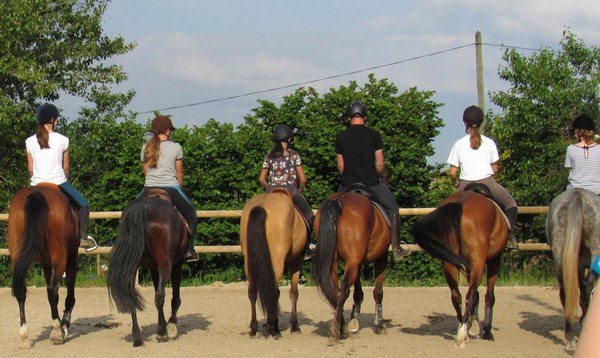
576,128,596,143
143,133,161,168
468,125,482,150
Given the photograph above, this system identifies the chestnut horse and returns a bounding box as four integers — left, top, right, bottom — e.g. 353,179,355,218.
312,192,390,340
240,190,308,338
107,193,188,347
8,184,80,349
410,190,509,348
546,188,600,351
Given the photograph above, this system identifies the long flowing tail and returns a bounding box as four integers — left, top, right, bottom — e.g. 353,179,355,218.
107,200,148,313
246,206,279,318
12,192,48,301
410,202,469,273
562,193,583,327
313,198,343,309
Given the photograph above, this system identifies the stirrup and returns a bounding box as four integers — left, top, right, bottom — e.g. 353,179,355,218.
80,236,98,252
185,250,200,263
393,241,411,261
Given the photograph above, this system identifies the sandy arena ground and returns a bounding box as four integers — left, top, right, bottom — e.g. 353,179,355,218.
0,284,576,357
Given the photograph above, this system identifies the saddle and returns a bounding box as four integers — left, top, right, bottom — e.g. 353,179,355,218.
463,183,510,227
341,183,390,226
145,188,190,234
269,187,311,232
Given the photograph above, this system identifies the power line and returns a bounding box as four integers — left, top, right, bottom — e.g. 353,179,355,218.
137,42,546,115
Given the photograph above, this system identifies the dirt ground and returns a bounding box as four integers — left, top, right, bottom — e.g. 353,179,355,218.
0,284,576,357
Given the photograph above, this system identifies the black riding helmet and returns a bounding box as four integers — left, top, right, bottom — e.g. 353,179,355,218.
345,100,367,118
273,124,293,142
572,113,596,132
463,105,484,127
36,103,60,124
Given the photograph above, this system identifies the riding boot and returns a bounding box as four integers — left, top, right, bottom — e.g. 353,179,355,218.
184,232,200,263
504,207,519,252
391,213,410,261
303,216,314,261
76,206,97,252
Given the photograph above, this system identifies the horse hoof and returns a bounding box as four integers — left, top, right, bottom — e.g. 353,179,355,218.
156,334,169,343
482,331,494,341
373,325,387,335
468,320,480,338
50,328,64,345
133,339,143,347
19,339,31,350
565,341,576,352
347,318,360,333
167,323,178,338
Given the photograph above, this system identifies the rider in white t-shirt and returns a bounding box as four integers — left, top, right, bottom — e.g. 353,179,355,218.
25,103,97,251
447,105,519,251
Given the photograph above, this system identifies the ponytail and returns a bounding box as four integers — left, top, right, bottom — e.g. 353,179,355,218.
143,134,161,168
36,124,50,149
469,125,482,150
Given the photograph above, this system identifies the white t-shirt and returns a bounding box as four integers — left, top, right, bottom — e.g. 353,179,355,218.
447,134,499,181
564,144,600,194
25,132,69,185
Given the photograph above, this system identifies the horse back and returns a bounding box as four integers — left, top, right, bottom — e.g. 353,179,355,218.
142,197,187,264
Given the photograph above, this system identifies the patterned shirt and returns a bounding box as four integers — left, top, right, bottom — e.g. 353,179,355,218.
262,149,302,187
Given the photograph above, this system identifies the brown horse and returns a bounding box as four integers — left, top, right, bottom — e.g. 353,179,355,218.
312,192,390,340
239,190,308,338
8,184,80,349
107,193,188,347
410,190,509,348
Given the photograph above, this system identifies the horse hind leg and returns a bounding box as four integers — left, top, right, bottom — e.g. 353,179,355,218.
288,260,302,333
151,269,169,342
46,267,65,345
481,258,501,341
17,300,31,349
60,253,78,339
131,311,143,347
167,263,183,339
347,279,363,333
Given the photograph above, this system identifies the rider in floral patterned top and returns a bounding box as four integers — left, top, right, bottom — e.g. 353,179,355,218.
259,124,314,230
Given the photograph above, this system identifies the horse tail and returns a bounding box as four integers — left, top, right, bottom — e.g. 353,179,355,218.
562,193,584,327
410,202,469,273
11,191,48,301
313,198,343,309
246,206,279,318
107,200,148,313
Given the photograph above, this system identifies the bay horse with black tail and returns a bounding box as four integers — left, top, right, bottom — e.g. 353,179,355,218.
8,184,80,349
546,188,600,351
107,190,188,347
410,189,509,348
312,191,390,340
240,189,308,338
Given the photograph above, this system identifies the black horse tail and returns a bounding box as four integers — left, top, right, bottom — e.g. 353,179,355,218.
562,192,584,327
12,191,48,301
313,198,343,309
246,206,279,319
107,200,148,313
410,202,469,274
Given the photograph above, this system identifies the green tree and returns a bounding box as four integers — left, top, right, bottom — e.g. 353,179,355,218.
0,0,135,209
488,30,599,251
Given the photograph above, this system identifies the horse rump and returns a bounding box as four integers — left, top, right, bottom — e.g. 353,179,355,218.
410,202,469,273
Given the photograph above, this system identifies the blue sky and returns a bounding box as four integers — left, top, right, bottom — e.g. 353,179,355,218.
62,0,599,164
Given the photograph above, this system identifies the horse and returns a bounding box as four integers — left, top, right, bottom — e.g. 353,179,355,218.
107,191,188,347
409,189,509,348
239,189,308,338
546,188,600,351
312,191,391,340
7,184,80,349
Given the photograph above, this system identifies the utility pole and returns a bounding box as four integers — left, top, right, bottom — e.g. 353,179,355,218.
475,31,485,113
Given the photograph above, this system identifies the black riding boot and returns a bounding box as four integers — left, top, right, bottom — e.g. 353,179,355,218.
504,207,519,251
303,216,314,261
391,213,410,261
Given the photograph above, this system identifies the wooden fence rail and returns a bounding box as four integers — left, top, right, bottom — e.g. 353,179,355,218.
0,206,551,257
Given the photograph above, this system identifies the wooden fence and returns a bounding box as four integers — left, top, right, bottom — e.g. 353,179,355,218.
0,206,552,256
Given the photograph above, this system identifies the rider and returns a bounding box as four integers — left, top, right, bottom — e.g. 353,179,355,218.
564,113,600,194
140,115,199,263
334,100,411,261
447,105,519,251
25,103,97,252
259,124,314,253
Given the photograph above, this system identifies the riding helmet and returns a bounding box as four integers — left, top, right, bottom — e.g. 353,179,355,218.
463,105,484,127
572,113,596,132
36,103,60,124
151,115,175,133
345,100,367,118
273,124,293,142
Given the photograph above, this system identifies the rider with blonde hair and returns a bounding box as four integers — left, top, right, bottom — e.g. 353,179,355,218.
140,115,199,263
565,113,600,194
447,105,518,251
